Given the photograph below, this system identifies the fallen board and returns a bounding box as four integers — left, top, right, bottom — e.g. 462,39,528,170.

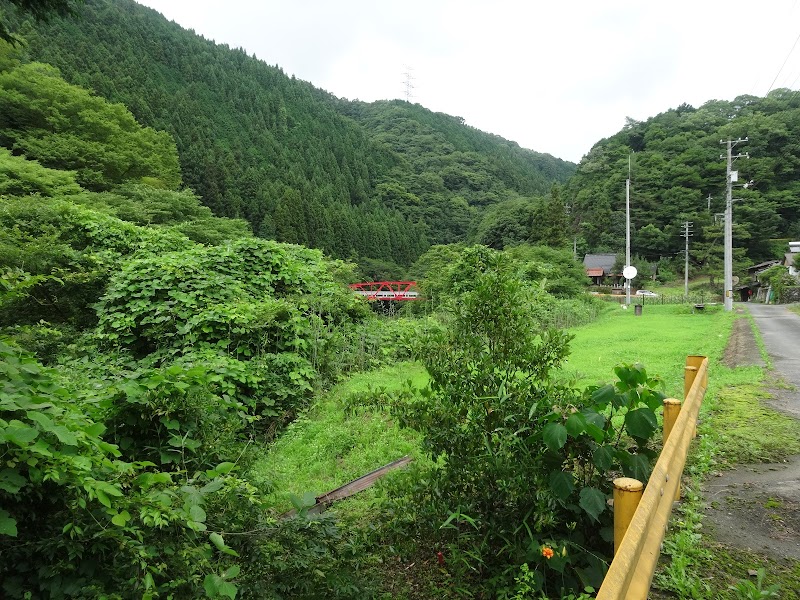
280,455,414,519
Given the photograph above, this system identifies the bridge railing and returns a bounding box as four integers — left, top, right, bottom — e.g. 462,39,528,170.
597,355,708,600
348,281,420,301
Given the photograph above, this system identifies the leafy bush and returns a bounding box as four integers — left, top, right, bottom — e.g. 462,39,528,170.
409,244,591,319
0,196,193,328
0,339,259,599
368,252,664,598
238,505,381,600
759,264,798,303
95,238,366,357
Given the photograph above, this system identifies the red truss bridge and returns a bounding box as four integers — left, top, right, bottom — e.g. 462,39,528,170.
349,281,420,301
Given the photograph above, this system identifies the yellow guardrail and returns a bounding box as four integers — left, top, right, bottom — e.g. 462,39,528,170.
596,355,708,600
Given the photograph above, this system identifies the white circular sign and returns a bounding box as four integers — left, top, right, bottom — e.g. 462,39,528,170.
623,266,638,280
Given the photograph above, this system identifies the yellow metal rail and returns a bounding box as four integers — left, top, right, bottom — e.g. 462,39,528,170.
596,355,708,600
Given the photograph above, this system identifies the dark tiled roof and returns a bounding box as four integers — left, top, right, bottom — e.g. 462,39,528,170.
583,253,617,272
748,260,781,272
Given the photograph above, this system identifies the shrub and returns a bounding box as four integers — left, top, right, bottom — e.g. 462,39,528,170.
0,340,258,599
369,253,664,598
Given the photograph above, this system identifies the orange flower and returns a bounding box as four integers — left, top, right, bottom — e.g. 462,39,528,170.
542,546,554,560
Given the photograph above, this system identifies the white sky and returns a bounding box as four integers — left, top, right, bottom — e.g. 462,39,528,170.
136,1,800,163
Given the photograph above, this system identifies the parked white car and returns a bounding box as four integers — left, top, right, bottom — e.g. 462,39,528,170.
635,290,659,297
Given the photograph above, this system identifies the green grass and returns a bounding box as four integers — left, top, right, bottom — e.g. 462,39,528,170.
559,303,733,398
630,275,719,299
248,362,429,512
249,302,800,597
710,383,800,464
252,304,738,515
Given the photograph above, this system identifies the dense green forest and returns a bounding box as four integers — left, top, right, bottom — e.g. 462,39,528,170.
2,0,574,278
566,97,800,274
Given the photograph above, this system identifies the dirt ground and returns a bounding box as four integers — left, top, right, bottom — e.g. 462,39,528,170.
702,312,800,562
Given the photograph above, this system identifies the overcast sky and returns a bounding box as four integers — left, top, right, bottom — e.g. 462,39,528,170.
136,1,800,163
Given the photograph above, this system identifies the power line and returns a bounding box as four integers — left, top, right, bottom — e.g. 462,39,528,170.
767,28,800,94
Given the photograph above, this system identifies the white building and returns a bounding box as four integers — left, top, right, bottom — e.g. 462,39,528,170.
787,241,800,277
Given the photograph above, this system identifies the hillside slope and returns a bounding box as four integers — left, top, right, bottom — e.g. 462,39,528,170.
566,96,800,269
10,0,573,267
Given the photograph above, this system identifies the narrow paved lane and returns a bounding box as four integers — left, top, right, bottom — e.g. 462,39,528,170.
746,302,800,417
700,303,800,561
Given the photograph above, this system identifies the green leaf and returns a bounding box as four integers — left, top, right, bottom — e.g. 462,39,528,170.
584,422,605,443
210,531,240,557
204,574,219,597
111,510,131,526
542,423,568,451
589,384,615,408
84,422,106,437
25,411,55,431
579,487,606,523
209,531,226,551
96,489,111,508
201,478,225,494
29,439,53,457
223,565,241,579
51,425,78,446
621,453,651,481
213,461,236,475
564,413,587,437
549,471,575,501
582,408,606,429
0,469,27,494
217,581,237,599
189,504,207,523
592,445,616,471
0,509,18,537
614,363,647,388
624,407,658,440
5,422,39,446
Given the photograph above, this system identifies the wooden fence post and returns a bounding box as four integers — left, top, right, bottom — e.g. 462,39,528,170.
613,477,643,555
685,355,705,438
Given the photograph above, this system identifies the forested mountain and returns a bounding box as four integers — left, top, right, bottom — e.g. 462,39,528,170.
338,100,575,244
3,0,574,273
566,95,800,273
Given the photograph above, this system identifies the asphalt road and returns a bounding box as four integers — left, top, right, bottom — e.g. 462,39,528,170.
746,302,800,417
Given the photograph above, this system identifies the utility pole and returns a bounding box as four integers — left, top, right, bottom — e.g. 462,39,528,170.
707,194,712,213
625,169,631,306
682,221,693,298
720,138,748,312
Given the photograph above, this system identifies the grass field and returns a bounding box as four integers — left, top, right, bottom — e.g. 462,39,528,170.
558,303,731,398
247,300,800,596
250,303,736,511
248,362,429,511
